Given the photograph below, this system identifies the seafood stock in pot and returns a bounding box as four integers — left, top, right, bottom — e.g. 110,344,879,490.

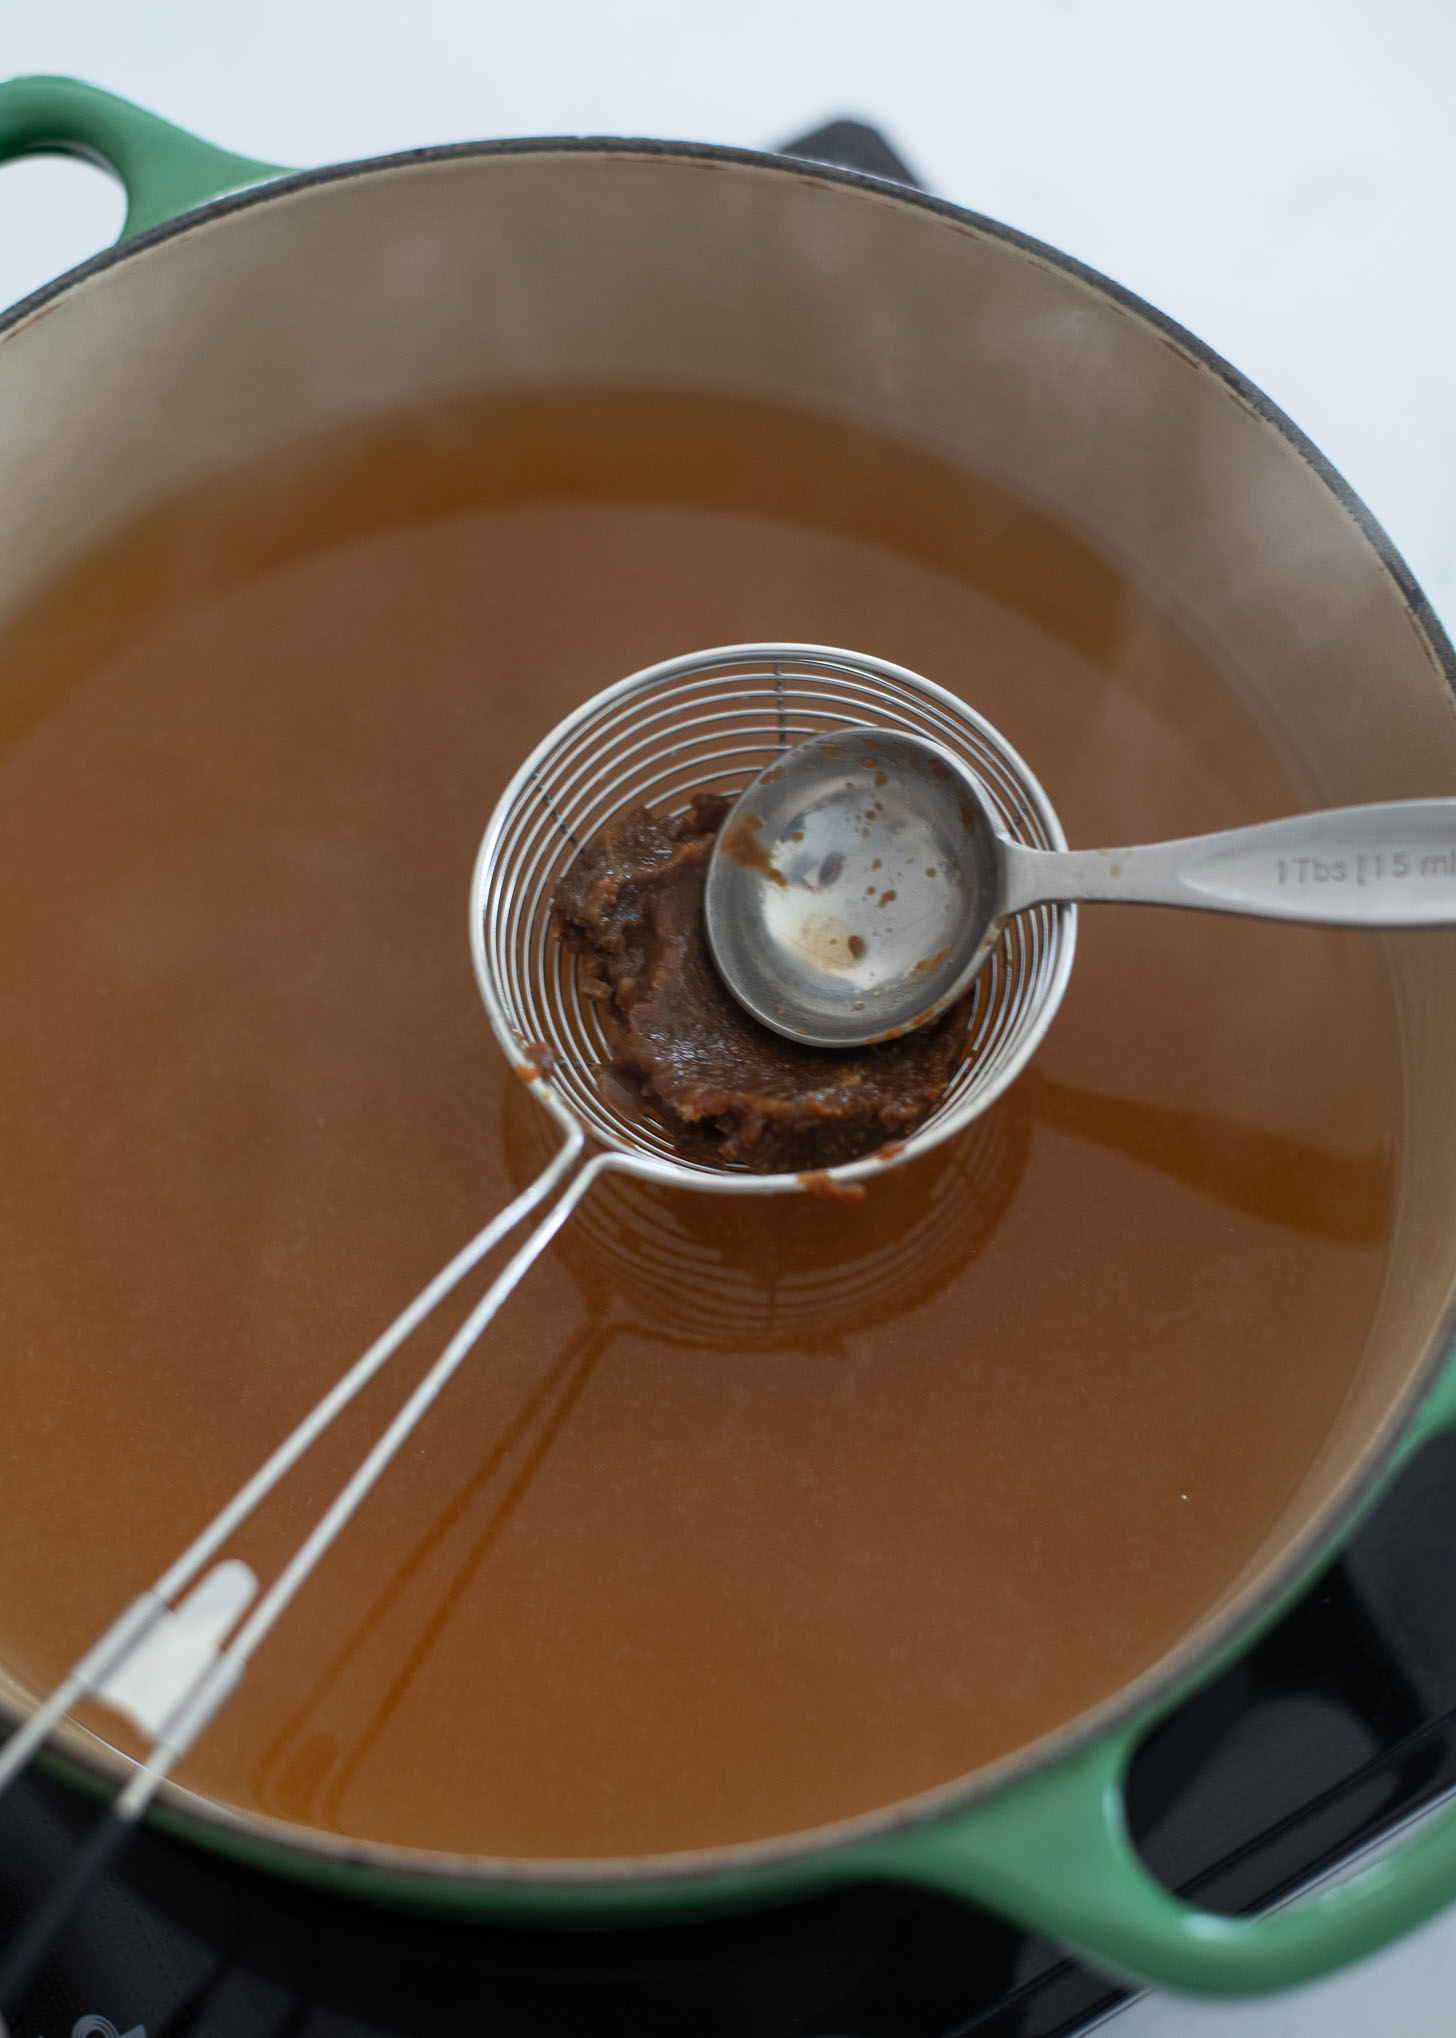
0,385,1394,1859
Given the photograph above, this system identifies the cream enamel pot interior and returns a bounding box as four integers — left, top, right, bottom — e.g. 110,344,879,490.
2,75,1456,1998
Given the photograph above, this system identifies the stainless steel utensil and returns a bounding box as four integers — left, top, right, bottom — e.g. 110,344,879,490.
707,708,1456,1047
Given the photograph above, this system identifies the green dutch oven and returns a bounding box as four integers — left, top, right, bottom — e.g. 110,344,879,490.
2,72,1456,2001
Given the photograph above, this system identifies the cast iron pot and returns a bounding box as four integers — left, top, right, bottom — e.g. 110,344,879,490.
2,73,1456,2000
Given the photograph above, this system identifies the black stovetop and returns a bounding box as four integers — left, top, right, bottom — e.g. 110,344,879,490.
6,117,1456,2038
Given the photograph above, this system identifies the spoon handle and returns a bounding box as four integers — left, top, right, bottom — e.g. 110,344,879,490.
1000,798,1456,926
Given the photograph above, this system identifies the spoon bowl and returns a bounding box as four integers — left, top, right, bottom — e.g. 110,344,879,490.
703,727,1005,1046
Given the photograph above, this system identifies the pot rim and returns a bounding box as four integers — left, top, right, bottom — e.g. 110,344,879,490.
3,128,1455,1904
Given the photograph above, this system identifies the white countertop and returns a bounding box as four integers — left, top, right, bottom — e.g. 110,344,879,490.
4,2,1456,2029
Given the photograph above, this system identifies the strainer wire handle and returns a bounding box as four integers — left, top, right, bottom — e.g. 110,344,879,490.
0,1123,607,2012
0,1123,582,1804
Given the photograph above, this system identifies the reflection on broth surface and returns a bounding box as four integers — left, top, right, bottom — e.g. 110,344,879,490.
0,389,1396,1859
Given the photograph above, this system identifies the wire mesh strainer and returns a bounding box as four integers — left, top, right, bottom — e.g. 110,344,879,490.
473,641,1075,1186
0,642,1074,2006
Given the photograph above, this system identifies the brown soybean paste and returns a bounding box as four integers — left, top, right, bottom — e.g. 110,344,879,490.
551,793,975,1171
0,389,1395,1859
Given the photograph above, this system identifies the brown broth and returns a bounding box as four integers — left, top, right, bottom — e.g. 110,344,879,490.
0,388,1395,1859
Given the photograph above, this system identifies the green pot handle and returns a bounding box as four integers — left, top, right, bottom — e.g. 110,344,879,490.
0,75,288,242
856,1349,1456,1995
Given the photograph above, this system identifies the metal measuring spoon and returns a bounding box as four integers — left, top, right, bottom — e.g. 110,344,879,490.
704,725,1456,1048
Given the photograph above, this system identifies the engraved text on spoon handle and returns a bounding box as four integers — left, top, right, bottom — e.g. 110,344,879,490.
999,799,1456,927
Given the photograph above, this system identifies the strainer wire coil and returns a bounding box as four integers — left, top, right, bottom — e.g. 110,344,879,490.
473,643,1076,1188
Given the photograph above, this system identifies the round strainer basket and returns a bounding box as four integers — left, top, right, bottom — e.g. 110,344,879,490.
471,642,1077,1191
